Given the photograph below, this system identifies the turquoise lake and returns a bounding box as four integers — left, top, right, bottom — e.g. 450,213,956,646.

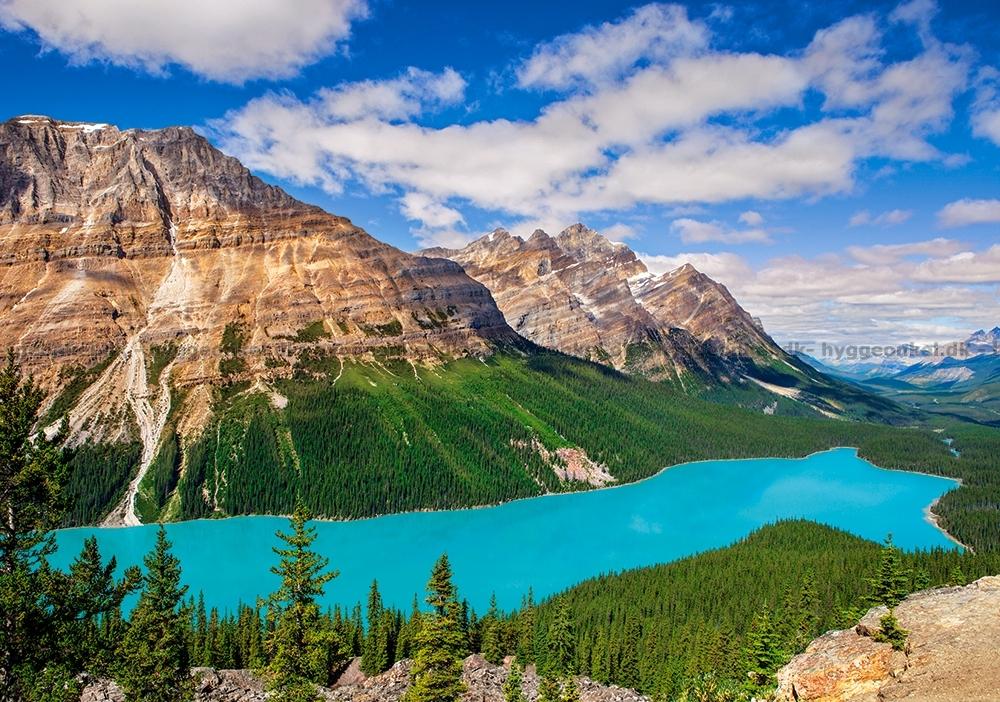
52,448,959,614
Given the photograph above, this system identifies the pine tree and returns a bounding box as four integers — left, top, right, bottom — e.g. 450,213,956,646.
516,590,536,663
537,674,561,702
872,610,908,651
546,598,575,677
263,501,346,702
948,565,966,586
502,658,526,702
396,595,422,660
117,525,192,702
0,354,68,699
867,535,910,608
238,605,264,670
361,580,389,675
618,617,640,690
192,594,208,666
741,608,784,696
560,676,581,702
590,632,609,683
481,593,503,664
795,570,819,649
50,536,140,677
404,554,467,702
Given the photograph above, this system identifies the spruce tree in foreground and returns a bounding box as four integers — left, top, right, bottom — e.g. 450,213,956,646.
0,356,138,701
742,608,784,697
537,598,579,702
404,554,467,702
361,579,389,675
794,570,819,649
52,536,141,678
546,598,575,677
872,610,908,651
537,674,561,702
480,593,503,664
502,658,526,702
118,526,191,702
0,354,67,699
867,535,909,608
264,502,346,702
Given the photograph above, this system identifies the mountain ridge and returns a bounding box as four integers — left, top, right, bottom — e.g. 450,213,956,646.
421,223,905,423
1,114,521,386
1,114,525,525
421,224,784,385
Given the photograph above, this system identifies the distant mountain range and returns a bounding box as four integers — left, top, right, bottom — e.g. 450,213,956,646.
965,327,1000,356
798,328,1000,424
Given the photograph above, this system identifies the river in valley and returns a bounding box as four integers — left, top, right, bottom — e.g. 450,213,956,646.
51,448,959,613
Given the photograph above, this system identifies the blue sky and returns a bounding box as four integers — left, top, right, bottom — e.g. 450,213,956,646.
1,0,999,347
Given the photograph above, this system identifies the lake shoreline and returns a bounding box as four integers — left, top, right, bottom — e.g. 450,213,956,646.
54,447,963,615
73,446,965,552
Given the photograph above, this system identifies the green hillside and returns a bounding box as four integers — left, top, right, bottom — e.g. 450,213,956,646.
55,351,990,551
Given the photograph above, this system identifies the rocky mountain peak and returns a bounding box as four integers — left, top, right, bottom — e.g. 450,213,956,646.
555,223,626,261
668,262,698,277
1,115,313,242
421,222,792,384
966,326,1000,344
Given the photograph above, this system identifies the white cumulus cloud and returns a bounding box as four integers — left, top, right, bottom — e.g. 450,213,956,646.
937,198,1000,228
638,251,752,280
0,0,368,82
912,245,1000,283
320,67,466,121
848,208,913,227
847,237,965,264
670,217,772,245
516,3,709,91
209,2,974,248
971,67,1000,146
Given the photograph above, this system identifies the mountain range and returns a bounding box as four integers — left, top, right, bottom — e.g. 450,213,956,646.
421,225,781,387
798,328,1000,425
0,115,911,526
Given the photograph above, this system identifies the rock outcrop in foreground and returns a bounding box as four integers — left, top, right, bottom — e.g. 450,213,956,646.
80,655,647,702
775,576,1000,702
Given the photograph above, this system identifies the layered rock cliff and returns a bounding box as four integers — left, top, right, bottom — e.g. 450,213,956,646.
775,576,1000,702
423,225,786,384
1,116,516,383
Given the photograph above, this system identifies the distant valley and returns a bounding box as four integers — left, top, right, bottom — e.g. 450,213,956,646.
799,327,1000,425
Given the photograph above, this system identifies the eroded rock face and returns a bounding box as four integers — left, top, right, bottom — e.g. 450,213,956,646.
79,656,649,702
0,114,528,524
774,576,1000,702
423,225,786,383
632,263,777,359
1,116,516,389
